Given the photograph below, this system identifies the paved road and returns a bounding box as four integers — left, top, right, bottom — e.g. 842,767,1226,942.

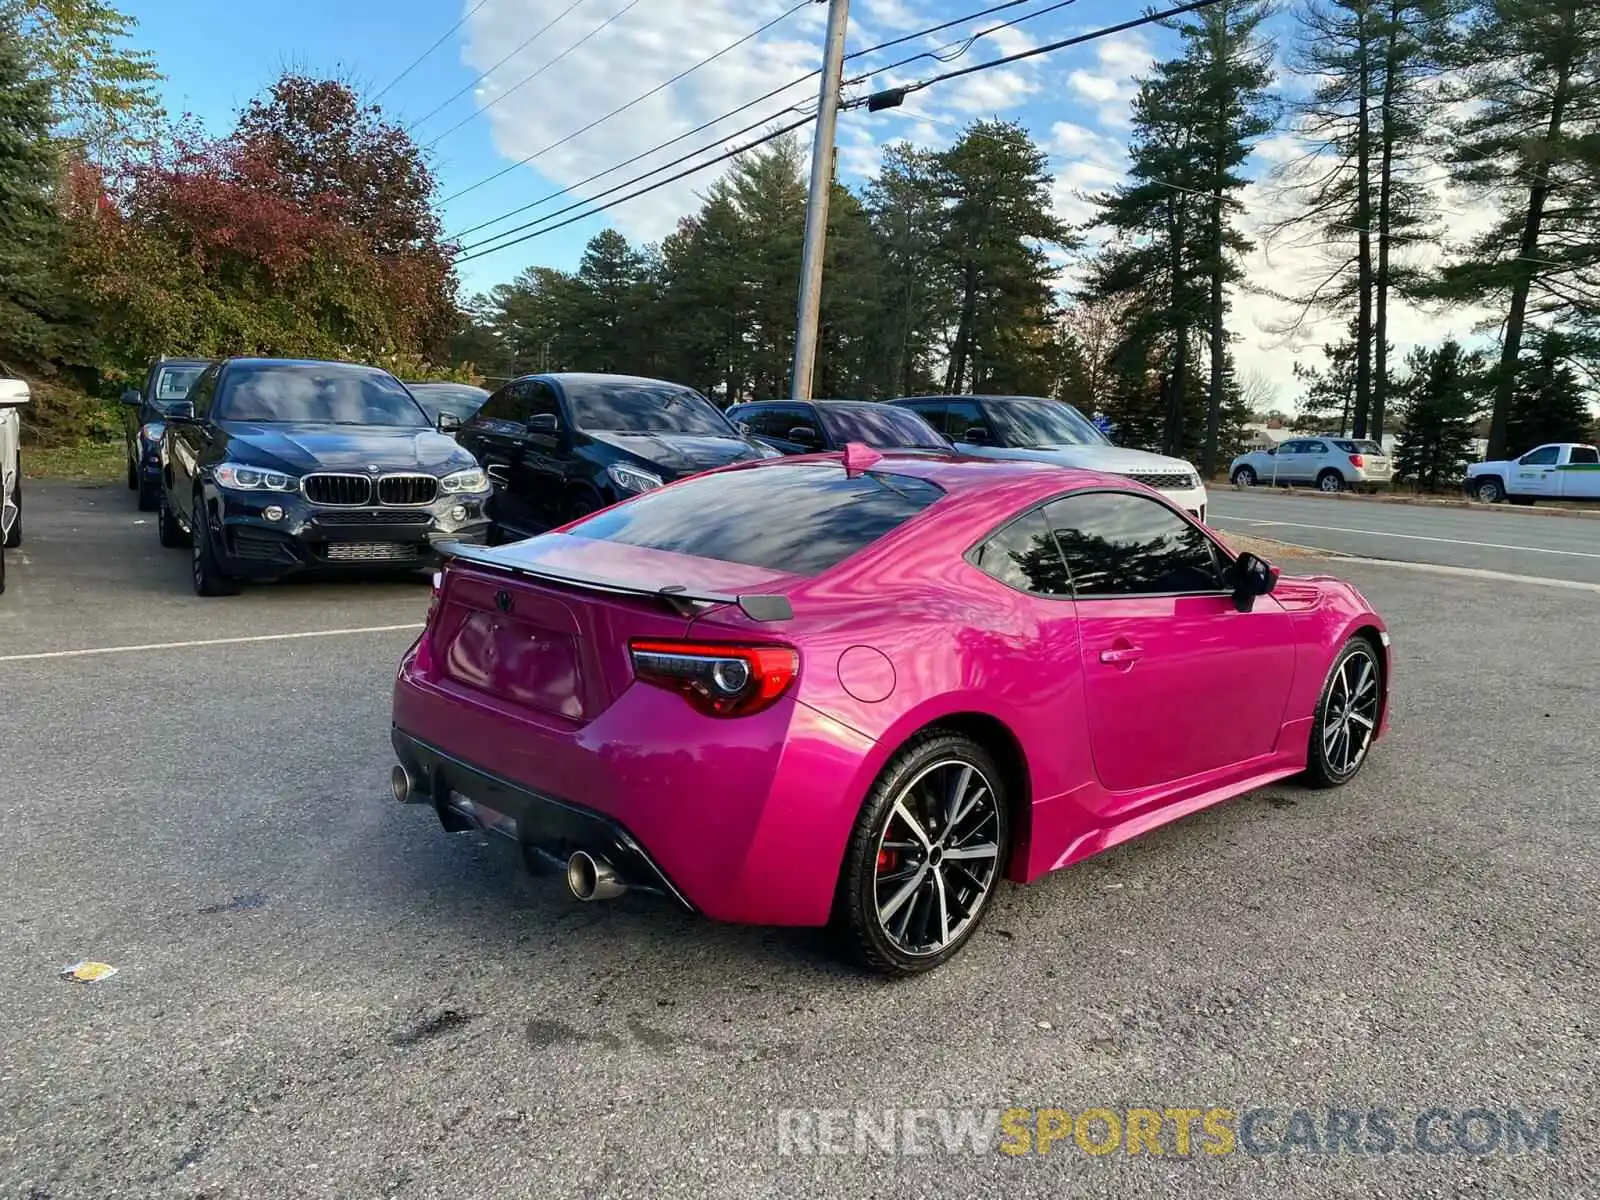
1209,489,1600,584
2,485,1597,1199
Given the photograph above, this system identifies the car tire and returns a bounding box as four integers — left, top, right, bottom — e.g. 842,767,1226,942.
191,495,239,597
3,479,19,548
1301,637,1382,790
0,544,6,594
564,489,602,523
1316,469,1344,494
157,487,188,548
127,457,138,491
136,476,159,512
1472,477,1505,504
1232,466,1257,487
832,730,1011,976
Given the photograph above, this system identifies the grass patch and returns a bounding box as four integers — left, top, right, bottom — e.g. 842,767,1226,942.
22,439,124,483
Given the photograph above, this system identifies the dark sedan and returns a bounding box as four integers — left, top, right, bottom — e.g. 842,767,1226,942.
156,358,493,596
121,357,213,510
725,398,955,456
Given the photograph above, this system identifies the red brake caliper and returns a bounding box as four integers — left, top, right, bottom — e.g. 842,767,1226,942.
876,848,898,873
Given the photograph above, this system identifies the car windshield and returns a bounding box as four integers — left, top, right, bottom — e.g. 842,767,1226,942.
214,364,429,427
153,366,204,411
567,380,735,436
817,405,951,451
408,384,488,422
571,462,945,575
986,399,1111,448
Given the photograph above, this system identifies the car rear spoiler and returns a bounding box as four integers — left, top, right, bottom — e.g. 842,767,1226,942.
433,540,794,622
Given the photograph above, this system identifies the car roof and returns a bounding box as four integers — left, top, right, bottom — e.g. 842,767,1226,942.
732,398,886,408
750,449,1123,501
405,380,488,390
221,357,393,372
534,372,699,389
153,358,213,368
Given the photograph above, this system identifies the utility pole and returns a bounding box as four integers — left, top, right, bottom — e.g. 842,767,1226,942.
789,0,850,401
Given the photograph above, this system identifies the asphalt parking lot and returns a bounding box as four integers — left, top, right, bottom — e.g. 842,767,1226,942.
2,482,1597,1199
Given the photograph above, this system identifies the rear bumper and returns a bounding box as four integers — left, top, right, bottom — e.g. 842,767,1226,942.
390,642,876,926
391,727,695,909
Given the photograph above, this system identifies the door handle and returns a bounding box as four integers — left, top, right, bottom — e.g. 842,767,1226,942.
1099,645,1144,665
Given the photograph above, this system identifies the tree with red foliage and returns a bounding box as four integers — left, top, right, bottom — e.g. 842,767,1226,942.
64,75,457,376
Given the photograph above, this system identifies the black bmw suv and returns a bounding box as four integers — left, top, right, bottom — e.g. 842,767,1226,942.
156,358,493,595
454,372,776,539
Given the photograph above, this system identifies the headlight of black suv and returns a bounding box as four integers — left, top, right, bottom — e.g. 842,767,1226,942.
215,462,296,491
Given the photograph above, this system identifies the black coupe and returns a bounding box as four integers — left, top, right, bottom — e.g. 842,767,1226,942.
156,358,493,595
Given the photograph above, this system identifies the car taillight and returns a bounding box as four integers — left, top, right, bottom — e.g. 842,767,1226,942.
628,640,798,717
412,571,445,672
1349,454,1365,468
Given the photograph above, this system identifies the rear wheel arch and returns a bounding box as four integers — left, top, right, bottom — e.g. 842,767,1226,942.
874,711,1033,879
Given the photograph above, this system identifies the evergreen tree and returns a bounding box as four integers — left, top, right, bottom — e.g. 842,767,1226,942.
0,11,68,363
1429,0,1600,458
863,144,949,397
1393,338,1484,488
571,229,648,374
1265,0,1453,440
1505,328,1596,452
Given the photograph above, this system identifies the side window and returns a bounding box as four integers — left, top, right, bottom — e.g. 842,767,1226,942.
187,367,219,418
474,381,537,426
971,508,1071,596
943,400,986,440
749,405,795,439
527,381,560,422
1045,492,1224,597
1278,440,1302,455
1303,440,1329,455
786,405,823,446
1569,446,1599,465
1519,445,1560,466
903,401,946,433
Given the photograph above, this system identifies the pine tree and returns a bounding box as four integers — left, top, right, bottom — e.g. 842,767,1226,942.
1430,0,1600,459
1265,0,1453,440
863,144,950,397
1505,328,1596,452
1394,339,1484,489
0,10,66,363
1172,0,1276,477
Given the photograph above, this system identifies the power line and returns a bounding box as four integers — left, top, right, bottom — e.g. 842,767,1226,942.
403,0,593,134
424,0,648,150
453,116,817,264
448,0,1081,245
372,0,493,103
854,0,1225,111
439,0,814,204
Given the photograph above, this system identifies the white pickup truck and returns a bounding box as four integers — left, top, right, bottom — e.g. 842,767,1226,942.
1,376,27,593
1464,442,1600,505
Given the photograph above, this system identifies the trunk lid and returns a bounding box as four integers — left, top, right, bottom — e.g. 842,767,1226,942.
426,534,801,724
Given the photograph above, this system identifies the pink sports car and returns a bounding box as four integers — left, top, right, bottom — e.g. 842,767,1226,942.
389,445,1391,974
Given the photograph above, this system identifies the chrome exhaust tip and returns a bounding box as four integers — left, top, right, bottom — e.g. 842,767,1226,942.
390,764,414,804
566,850,627,902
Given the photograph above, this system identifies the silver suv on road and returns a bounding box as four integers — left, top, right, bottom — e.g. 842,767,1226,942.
1229,436,1392,493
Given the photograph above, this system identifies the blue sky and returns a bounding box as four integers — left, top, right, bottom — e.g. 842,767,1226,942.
116,0,1497,402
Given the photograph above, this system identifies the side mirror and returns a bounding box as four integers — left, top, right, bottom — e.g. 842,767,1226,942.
734,420,753,436
527,412,560,435
120,388,141,407
437,411,462,432
1229,551,1278,613
166,400,196,422
962,426,990,444
787,426,820,447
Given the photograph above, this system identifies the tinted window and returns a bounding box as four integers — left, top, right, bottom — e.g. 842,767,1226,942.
735,405,803,440
473,382,530,425
214,364,428,427
1045,492,1223,597
570,463,944,575
900,400,946,430
818,405,949,451
1520,445,1560,465
408,384,489,422
566,379,733,436
972,508,1071,596
527,380,560,421
187,366,219,417
1570,446,1599,465
942,400,986,441
986,399,1110,448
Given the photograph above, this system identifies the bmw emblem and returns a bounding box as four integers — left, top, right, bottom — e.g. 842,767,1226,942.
367,463,380,473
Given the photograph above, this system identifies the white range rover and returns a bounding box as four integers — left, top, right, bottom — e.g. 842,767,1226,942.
888,394,1210,522
0,375,26,593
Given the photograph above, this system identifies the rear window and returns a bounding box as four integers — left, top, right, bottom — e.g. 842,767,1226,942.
817,405,951,451
570,463,945,575
154,365,204,403
1336,439,1384,455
